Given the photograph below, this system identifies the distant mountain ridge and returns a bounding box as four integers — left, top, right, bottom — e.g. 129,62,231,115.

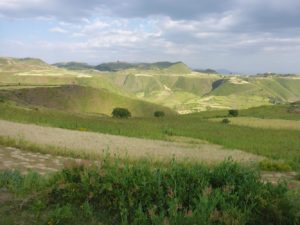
53,62,94,70
53,60,191,73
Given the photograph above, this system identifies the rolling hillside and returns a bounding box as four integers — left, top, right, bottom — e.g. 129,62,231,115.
0,85,175,117
1,57,300,114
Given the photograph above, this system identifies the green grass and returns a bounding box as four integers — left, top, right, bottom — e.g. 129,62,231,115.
0,102,300,169
1,159,299,225
0,85,175,117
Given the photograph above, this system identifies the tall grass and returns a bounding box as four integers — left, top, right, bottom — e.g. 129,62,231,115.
1,159,299,225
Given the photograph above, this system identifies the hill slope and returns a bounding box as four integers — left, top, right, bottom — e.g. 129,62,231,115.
0,85,175,117
1,57,300,114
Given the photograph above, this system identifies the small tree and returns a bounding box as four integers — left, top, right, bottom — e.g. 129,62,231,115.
112,108,131,118
228,109,238,117
154,111,165,118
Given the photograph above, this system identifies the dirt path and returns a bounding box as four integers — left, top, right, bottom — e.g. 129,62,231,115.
0,146,77,174
0,119,263,164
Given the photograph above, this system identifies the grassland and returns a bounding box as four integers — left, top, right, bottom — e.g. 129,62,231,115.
0,102,299,169
0,85,175,117
1,57,300,114
1,57,300,224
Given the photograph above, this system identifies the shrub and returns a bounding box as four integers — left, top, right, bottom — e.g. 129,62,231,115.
154,111,165,118
112,108,131,118
228,109,239,117
222,118,230,124
259,160,292,172
44,160,299,225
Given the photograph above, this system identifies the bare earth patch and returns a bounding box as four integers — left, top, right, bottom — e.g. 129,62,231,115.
0,146,80,174
0,119,263,164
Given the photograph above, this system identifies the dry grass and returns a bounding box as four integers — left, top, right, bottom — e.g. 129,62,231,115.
0,119,263,164
211,117,300,130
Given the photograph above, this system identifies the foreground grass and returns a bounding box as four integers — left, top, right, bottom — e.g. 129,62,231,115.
1,159,299,225
0,102,300,169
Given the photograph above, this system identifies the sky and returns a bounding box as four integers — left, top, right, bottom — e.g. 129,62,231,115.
1,0,300,74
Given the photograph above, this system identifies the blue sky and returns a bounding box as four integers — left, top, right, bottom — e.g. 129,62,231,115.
1,0,300,74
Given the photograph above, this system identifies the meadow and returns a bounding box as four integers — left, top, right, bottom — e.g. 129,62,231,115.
0,101,300,170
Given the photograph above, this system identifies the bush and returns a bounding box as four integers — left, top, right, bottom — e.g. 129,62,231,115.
112,108,131,118
1,160,300,224
43,160,299,225
222,118,230,124
259,160,292,172
228,109,239,117
154,111,165,118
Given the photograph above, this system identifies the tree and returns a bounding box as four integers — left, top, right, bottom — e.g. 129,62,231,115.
154,111,165,118
228,109,238,117
112,108,131,118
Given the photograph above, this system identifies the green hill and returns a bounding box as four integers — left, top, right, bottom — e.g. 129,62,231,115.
0,85,175,117
1,57,300,114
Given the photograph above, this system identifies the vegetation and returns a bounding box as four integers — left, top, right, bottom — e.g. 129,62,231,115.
222,118,230,124
1,57,300,224
0,159,299,225
2,57,300,113
0,103,300,169
259,159,292,172
228,109,239,117
0,85,175,117
154,111,165,118
112,107,131,118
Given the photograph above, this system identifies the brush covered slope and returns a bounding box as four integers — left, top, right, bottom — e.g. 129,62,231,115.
0,85,175,117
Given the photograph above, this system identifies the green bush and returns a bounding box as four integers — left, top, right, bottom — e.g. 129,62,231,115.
44,160,299,225
112,108,131,118
1,160,299,225
154,111,165,118
228,109,239,117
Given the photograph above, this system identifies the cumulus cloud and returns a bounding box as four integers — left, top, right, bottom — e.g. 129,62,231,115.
1,0,300,73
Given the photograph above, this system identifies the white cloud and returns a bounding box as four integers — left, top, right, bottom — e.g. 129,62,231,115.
49,27,68,33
